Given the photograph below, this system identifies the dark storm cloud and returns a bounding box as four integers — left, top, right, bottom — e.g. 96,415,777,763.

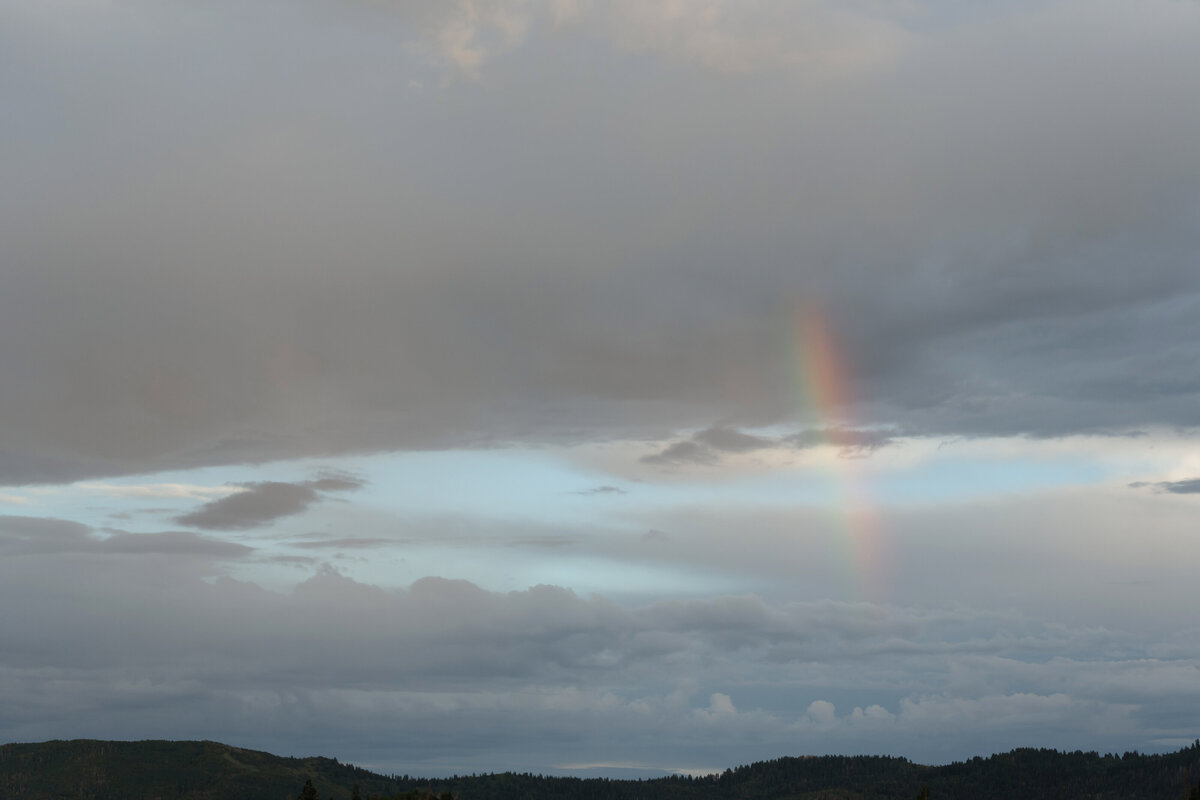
176,476,365,530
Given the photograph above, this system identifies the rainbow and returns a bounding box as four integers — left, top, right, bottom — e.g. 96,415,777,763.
792,300,885,603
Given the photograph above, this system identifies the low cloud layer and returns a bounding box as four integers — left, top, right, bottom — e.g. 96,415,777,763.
0,547,1196,772
0,515,253,560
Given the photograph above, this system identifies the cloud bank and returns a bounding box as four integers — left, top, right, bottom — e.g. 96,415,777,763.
2,527,1197,772
2,0,1199,482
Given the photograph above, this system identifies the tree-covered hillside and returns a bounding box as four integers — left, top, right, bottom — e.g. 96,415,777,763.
2,739,1200,800
0,740,400,800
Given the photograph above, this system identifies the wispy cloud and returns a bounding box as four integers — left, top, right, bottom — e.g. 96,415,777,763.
79,483,246,500
1129,478,1200,494
571,485,628,496
0,515,252,560
642,426,901,465
291,537,393,550
176,474,367,531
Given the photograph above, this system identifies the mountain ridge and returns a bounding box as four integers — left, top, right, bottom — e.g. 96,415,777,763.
2,738,1199,800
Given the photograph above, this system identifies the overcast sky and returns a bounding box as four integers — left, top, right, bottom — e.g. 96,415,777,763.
3,0,1200,778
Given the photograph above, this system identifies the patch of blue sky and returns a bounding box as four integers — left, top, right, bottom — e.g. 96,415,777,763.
600,454,1116,513
6,441,1123,544
0,485,174,534
345,448,631,522
517,554,742,600
864,454,1117,506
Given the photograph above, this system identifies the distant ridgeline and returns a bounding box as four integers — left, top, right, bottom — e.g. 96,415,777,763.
2,739,1200,800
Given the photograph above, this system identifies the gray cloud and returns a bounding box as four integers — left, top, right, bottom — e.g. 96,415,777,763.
783,427,899,453
1,1,1199,483
0,515,91,540
693,427,774,453
643,426,900,465
0,515,251,560
1130,478,1200,494
504,534,576,548
262,554,320,566
176,483,320,530
642,440,718,466
97,531,254,559
176,475,365,530
1162,479,1200,494
572,485,628,496
0,552,1194,772
291,537,393,550
306,470,370,493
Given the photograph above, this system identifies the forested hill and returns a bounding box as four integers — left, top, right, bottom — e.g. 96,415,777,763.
2,739,1200,800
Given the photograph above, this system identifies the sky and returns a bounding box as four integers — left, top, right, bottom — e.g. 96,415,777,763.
2,0,1200,778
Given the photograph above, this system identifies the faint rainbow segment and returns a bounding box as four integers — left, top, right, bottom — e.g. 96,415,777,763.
793,301,885,602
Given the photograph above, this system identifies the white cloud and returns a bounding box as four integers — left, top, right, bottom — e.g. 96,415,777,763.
806,699,837,724
704,692,736,716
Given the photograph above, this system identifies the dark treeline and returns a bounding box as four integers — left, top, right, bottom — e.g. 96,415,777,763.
4,738,1200,800
359,743,1200,800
